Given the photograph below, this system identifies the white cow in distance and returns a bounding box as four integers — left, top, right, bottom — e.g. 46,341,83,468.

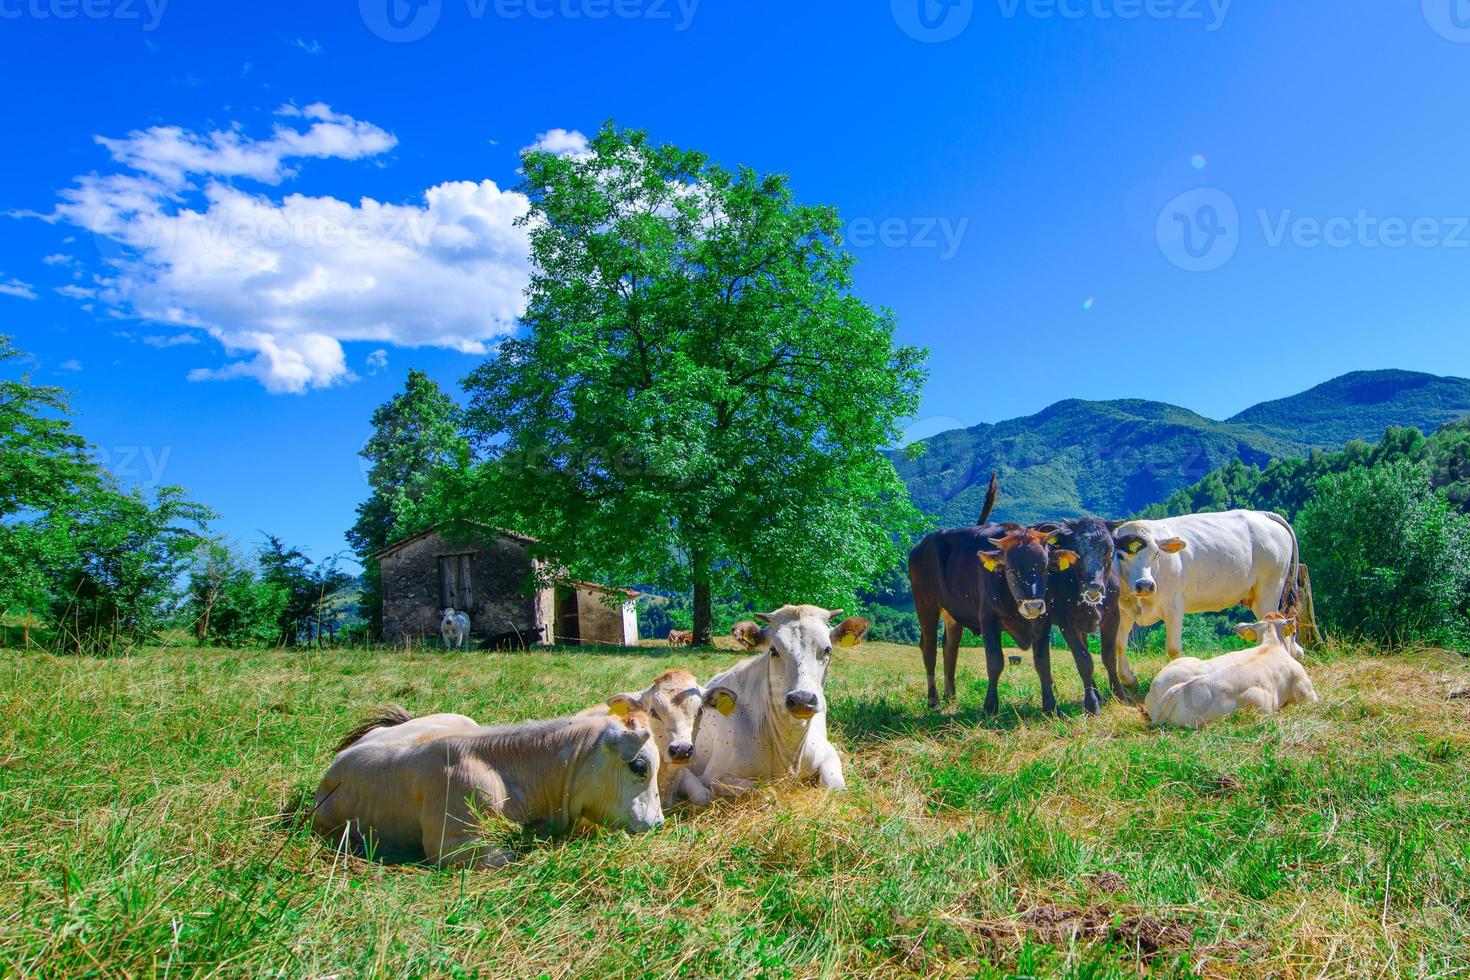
440,608,470,650
690,606,868,795
1143,614,1317,729
1109,510,1301,688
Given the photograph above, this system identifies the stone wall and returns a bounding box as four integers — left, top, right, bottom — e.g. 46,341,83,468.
380,531,540,644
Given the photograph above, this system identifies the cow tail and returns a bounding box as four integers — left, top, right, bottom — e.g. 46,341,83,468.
977,472,1000,525
334,704,414,753
1266,512,1301,615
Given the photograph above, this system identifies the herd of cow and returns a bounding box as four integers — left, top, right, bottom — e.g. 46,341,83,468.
312,476,1318,867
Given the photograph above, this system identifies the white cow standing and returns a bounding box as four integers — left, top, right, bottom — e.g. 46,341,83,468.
689,606,868,795
440,608,470,651
1143,614,1317,728
1109,510,1301,688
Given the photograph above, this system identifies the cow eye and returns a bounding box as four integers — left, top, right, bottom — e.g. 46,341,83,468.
822,646,833,657
649,707,662,722
769,648,780,660
628,756,650,779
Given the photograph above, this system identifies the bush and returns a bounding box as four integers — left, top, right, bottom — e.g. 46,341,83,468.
1298,461,1470,650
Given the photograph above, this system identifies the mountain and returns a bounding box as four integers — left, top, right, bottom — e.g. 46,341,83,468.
895,370,1470,528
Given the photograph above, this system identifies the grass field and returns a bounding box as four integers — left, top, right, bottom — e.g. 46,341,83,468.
3,638,1469,978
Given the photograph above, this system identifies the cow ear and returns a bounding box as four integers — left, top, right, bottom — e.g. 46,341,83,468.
830,617,869,649
753,612,775,624
978,550,1005,572
731,621,769,649
825,608,845,620
1159,537,1187,554
607,692,643,717
1281,618,1298,637
1234,624,1259,642
703,685,738,716
1050,549,1081,572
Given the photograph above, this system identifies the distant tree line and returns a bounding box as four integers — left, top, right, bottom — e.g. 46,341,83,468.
0,335,357,653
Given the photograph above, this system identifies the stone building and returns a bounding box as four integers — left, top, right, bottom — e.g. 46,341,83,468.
373,526,639,647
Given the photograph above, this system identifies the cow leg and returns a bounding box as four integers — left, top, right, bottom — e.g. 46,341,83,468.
817,750,846,791
1100,605,1138,704
1063,623,1101,716
980,618,1006,716
915,595,942,710
941,610,963,704
1165,600,1186,660
1032,628,1057,715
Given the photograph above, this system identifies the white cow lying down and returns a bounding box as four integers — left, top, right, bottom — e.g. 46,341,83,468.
691,606,868,794
1143,614,1317,729
579,668,739,807
313,706,663,867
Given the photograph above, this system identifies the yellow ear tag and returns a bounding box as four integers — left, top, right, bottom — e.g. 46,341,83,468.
608,699,632,717
710,691,737,717
839,632,859,648
1056,555,1073,571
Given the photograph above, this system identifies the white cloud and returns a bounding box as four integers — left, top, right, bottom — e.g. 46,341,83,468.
0,277,37,300
55,284,98,299
58,359,82,371
142,333,201,347
43,253,77,266
36,105,536,394
523,128,591,159
366,348,388,374
291,38,324,55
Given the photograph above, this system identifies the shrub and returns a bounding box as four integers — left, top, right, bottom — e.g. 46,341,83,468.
1298,460,1470,650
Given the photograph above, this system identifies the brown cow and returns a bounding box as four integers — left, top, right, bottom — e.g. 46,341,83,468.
667,629,694,647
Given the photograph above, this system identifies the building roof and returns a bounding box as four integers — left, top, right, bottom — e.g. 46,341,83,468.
369,523,537,560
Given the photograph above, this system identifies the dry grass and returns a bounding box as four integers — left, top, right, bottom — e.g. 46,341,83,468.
1,639,1468,977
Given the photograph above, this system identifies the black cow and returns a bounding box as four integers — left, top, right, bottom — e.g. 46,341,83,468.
908,477,1079,714
1031,517,1133,714
477,626,544,651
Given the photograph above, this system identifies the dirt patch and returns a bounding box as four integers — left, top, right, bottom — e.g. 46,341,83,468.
1090,870,1127,894
1207,772,1244,795
964,902,1197,961
1448,689,1470,701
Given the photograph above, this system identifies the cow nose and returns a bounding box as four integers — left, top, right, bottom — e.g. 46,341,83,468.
1020,599,1046,619
1133,581,1155,596
668,742,694,762
785,691,820,715
1083,589,1104,605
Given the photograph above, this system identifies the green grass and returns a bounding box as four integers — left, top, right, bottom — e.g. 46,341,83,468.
2,639,1468,977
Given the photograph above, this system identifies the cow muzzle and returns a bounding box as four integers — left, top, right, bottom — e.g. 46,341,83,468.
1132,581,1156,597
667,742,694,764
1082,588,1105,606
785,691,821,718
1019,599,1047,620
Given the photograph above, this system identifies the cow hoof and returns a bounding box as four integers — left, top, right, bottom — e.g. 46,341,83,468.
927,696,940,711
982,699,999,716
1083,690,1102,716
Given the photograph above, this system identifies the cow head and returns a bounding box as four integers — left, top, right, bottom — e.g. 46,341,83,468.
1035,518,1114,607
608,669,738,767
1110,521,1187,598
978,526,1078,620
1234,613,1300,659
574,711,664,834
737,606,869,719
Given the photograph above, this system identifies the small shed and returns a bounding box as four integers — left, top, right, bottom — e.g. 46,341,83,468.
373,526,639,647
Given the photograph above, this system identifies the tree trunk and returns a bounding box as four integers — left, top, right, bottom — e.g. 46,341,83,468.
692,552,713,647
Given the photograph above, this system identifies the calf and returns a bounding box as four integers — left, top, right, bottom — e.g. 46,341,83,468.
440,608,470,650
667,629,694,648
583,669,739,806
1109,510,1301,689
1033,517,1122,714
1143,614,1316,728
313,707,663,867
909,523,1078,714
690,606,868,793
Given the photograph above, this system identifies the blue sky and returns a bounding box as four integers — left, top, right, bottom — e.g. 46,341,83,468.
2,0,1467,566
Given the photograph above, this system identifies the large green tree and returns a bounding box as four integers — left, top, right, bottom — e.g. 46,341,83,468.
347,369,469,635
460,125,927,643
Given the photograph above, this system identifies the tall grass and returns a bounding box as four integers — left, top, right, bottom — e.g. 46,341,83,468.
2,639,1467,977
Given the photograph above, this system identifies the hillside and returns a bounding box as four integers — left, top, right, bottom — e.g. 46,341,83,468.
896,370,1470,528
